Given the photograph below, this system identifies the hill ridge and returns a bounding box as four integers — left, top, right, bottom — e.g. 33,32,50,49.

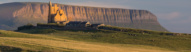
0,2,167,31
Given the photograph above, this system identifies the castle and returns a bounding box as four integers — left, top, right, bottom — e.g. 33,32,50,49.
18,1,105,31
34,1,105,30
48,1,68,24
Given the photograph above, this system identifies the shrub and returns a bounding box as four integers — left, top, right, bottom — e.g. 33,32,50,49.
17,23,35,31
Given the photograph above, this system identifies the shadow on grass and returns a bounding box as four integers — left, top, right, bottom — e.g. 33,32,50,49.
0,45,33,52
16,28,116,34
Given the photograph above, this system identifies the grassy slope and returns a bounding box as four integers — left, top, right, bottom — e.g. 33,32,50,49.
18,26,191,52
0,30,176,52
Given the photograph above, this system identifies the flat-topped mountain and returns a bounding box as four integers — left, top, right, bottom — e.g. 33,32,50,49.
0,2,167,31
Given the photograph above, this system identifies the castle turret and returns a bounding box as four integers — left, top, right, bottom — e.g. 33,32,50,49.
54,4,58,12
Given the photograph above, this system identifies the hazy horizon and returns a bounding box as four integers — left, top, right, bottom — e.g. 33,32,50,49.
0,0,190,33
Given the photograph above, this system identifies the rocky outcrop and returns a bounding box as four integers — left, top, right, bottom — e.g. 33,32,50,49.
0,2,167,31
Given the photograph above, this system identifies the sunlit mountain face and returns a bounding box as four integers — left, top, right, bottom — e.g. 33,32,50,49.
0,2,167,31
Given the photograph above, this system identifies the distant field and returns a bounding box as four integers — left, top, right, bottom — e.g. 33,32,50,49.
0,26,191,52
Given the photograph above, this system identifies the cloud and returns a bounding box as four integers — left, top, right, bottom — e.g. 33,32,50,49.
0,2,2,4
167,12,180,19
66,1,132,9
158,12,191,24
171,16,191,24
158,12,180,20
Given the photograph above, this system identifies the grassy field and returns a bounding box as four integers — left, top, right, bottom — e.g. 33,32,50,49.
0,30,175,52
0,26,191,52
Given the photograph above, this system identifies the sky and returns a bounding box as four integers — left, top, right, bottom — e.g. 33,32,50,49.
0,0,191,34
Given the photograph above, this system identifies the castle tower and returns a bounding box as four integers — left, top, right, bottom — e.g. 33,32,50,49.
48,1,68,23
48,1,52,23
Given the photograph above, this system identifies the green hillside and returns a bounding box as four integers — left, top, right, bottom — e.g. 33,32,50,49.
0,26,191,52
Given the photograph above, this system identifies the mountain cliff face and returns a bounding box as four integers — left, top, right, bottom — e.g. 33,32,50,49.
0,2,167,31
